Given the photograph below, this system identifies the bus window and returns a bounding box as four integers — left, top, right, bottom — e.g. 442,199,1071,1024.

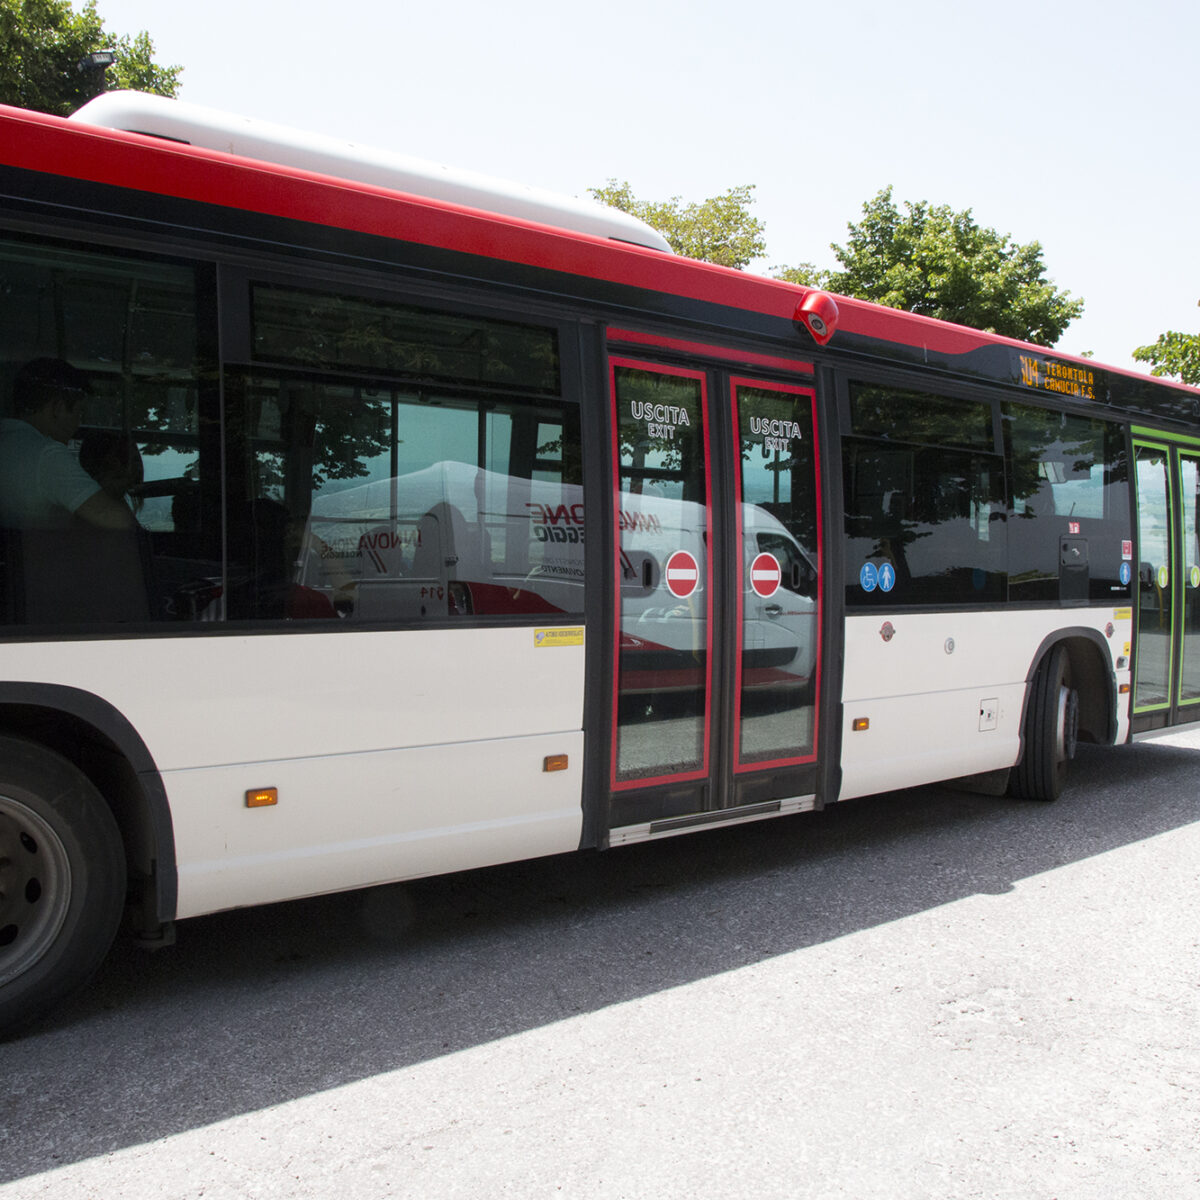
0,234,217,628
843,382,1005,607
250,282,560,394
611,362,711,785
1179,454,1200,703
1134,447,1172,708
733,379,819,768
225,281,581,623
1003,404,1131,605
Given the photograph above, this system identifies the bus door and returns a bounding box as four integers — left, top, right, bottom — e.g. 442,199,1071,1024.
606,356,823,840
1132,432,1200,731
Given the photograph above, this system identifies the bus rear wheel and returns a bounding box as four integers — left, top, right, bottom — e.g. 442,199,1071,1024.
1010,645,1078,802
0,737,125,1037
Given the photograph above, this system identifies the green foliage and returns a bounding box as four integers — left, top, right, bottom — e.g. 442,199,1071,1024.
1132,325,1200,386
778,186,1084,347
0,0,180,117
589,180,766,270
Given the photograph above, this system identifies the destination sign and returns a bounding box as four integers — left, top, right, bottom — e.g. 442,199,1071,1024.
1018,353,1097,401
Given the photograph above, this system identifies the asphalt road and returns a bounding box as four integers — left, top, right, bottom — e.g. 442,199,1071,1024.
1,731,1198,1199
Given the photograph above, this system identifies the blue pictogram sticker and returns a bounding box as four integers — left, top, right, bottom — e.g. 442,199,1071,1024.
860,562,878,592
1119,562,1132,586
878,562,896,592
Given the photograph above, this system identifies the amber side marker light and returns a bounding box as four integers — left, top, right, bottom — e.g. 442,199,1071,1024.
852,718,870,732
246,787,278,808
543,755,569,773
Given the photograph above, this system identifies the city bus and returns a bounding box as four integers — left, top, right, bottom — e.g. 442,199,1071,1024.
1,91,1197,1034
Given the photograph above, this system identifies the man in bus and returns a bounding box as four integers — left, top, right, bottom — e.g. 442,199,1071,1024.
0,358,135,531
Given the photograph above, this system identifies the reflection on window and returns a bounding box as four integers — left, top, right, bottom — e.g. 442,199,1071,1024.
229,375,581,623
235,283,573,623
612,364,710,785
0,239,576,631
844,383,1004,606
1179,456,1200,704
852,384,993,450
1004,403,1130,604
0,234,214,629
735,383,819,767
1134,448,1172,709
251,284,560,394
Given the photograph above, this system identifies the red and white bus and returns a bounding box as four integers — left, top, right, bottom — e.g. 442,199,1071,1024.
1,92,1197,1033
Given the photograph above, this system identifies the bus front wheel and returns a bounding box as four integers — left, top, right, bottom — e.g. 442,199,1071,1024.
1010,645,1078,802
0,737,126,1037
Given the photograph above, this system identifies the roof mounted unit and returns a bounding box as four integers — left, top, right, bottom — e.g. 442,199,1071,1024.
70,91,674,254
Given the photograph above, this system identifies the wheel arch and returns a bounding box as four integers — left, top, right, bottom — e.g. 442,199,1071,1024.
1022,627,1117,747
0,682,176,931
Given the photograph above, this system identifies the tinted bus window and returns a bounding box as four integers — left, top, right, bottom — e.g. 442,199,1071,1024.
843,382,1005,607
251,283,560,394
230,282,579,624
1003,403,1131,605
0,239,579,632
0,235,217,630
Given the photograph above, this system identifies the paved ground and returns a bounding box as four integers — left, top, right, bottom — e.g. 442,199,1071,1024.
1,731,1198,1199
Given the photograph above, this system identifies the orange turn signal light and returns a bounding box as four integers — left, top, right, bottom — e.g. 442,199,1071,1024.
852,718,870,732
245,787,278,808
543,755,569,773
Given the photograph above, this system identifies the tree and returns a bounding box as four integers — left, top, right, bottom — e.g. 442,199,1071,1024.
589,180,766,270
1133,312,1200,386
778,186,1084,347
0,0,181,117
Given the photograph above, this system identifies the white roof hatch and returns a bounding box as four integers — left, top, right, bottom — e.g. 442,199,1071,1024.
70,91,673,254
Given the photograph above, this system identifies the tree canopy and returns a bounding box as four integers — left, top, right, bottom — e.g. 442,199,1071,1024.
589,180,766,270
0,0,180,116
777,186,1083,347
1133,314,1200,386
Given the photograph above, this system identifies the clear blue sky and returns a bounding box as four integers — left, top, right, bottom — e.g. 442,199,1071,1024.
89,0,1198,374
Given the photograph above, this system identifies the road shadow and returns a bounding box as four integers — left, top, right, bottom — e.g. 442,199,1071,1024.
1,738,1198,1180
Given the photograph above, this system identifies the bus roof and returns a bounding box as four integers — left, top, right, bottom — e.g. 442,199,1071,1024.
69,91,673,255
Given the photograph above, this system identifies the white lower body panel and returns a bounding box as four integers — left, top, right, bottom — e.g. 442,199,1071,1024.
840,685,1025,799
170,730,584,918
839,607,1132,802
0,625,586,919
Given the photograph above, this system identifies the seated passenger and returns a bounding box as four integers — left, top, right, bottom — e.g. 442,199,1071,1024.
0,359,133,531
78,429,144,517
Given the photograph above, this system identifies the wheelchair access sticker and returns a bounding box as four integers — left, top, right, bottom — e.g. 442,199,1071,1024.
860,561,895,593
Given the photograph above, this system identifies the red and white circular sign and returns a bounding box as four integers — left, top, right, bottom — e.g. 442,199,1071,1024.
750,552,782,598
664,550,700,598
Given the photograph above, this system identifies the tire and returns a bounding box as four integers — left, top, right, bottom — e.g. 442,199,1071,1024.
1009,645,1079,802
0,736,126,1037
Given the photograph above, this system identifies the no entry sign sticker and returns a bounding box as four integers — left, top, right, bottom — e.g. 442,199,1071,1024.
750,552,782,598
665,550,700,598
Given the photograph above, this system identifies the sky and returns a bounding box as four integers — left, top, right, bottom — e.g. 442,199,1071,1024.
85,0,1198,375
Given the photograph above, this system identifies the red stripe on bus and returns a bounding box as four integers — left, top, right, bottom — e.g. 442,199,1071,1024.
2,105,1005,361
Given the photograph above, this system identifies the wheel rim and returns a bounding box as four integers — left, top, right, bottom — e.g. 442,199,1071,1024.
1056,685,1080,763
0,795,73,988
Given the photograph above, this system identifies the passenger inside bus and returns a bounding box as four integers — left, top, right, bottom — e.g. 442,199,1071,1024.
0,360,152,625
0,358,134,532
78,429,144,517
